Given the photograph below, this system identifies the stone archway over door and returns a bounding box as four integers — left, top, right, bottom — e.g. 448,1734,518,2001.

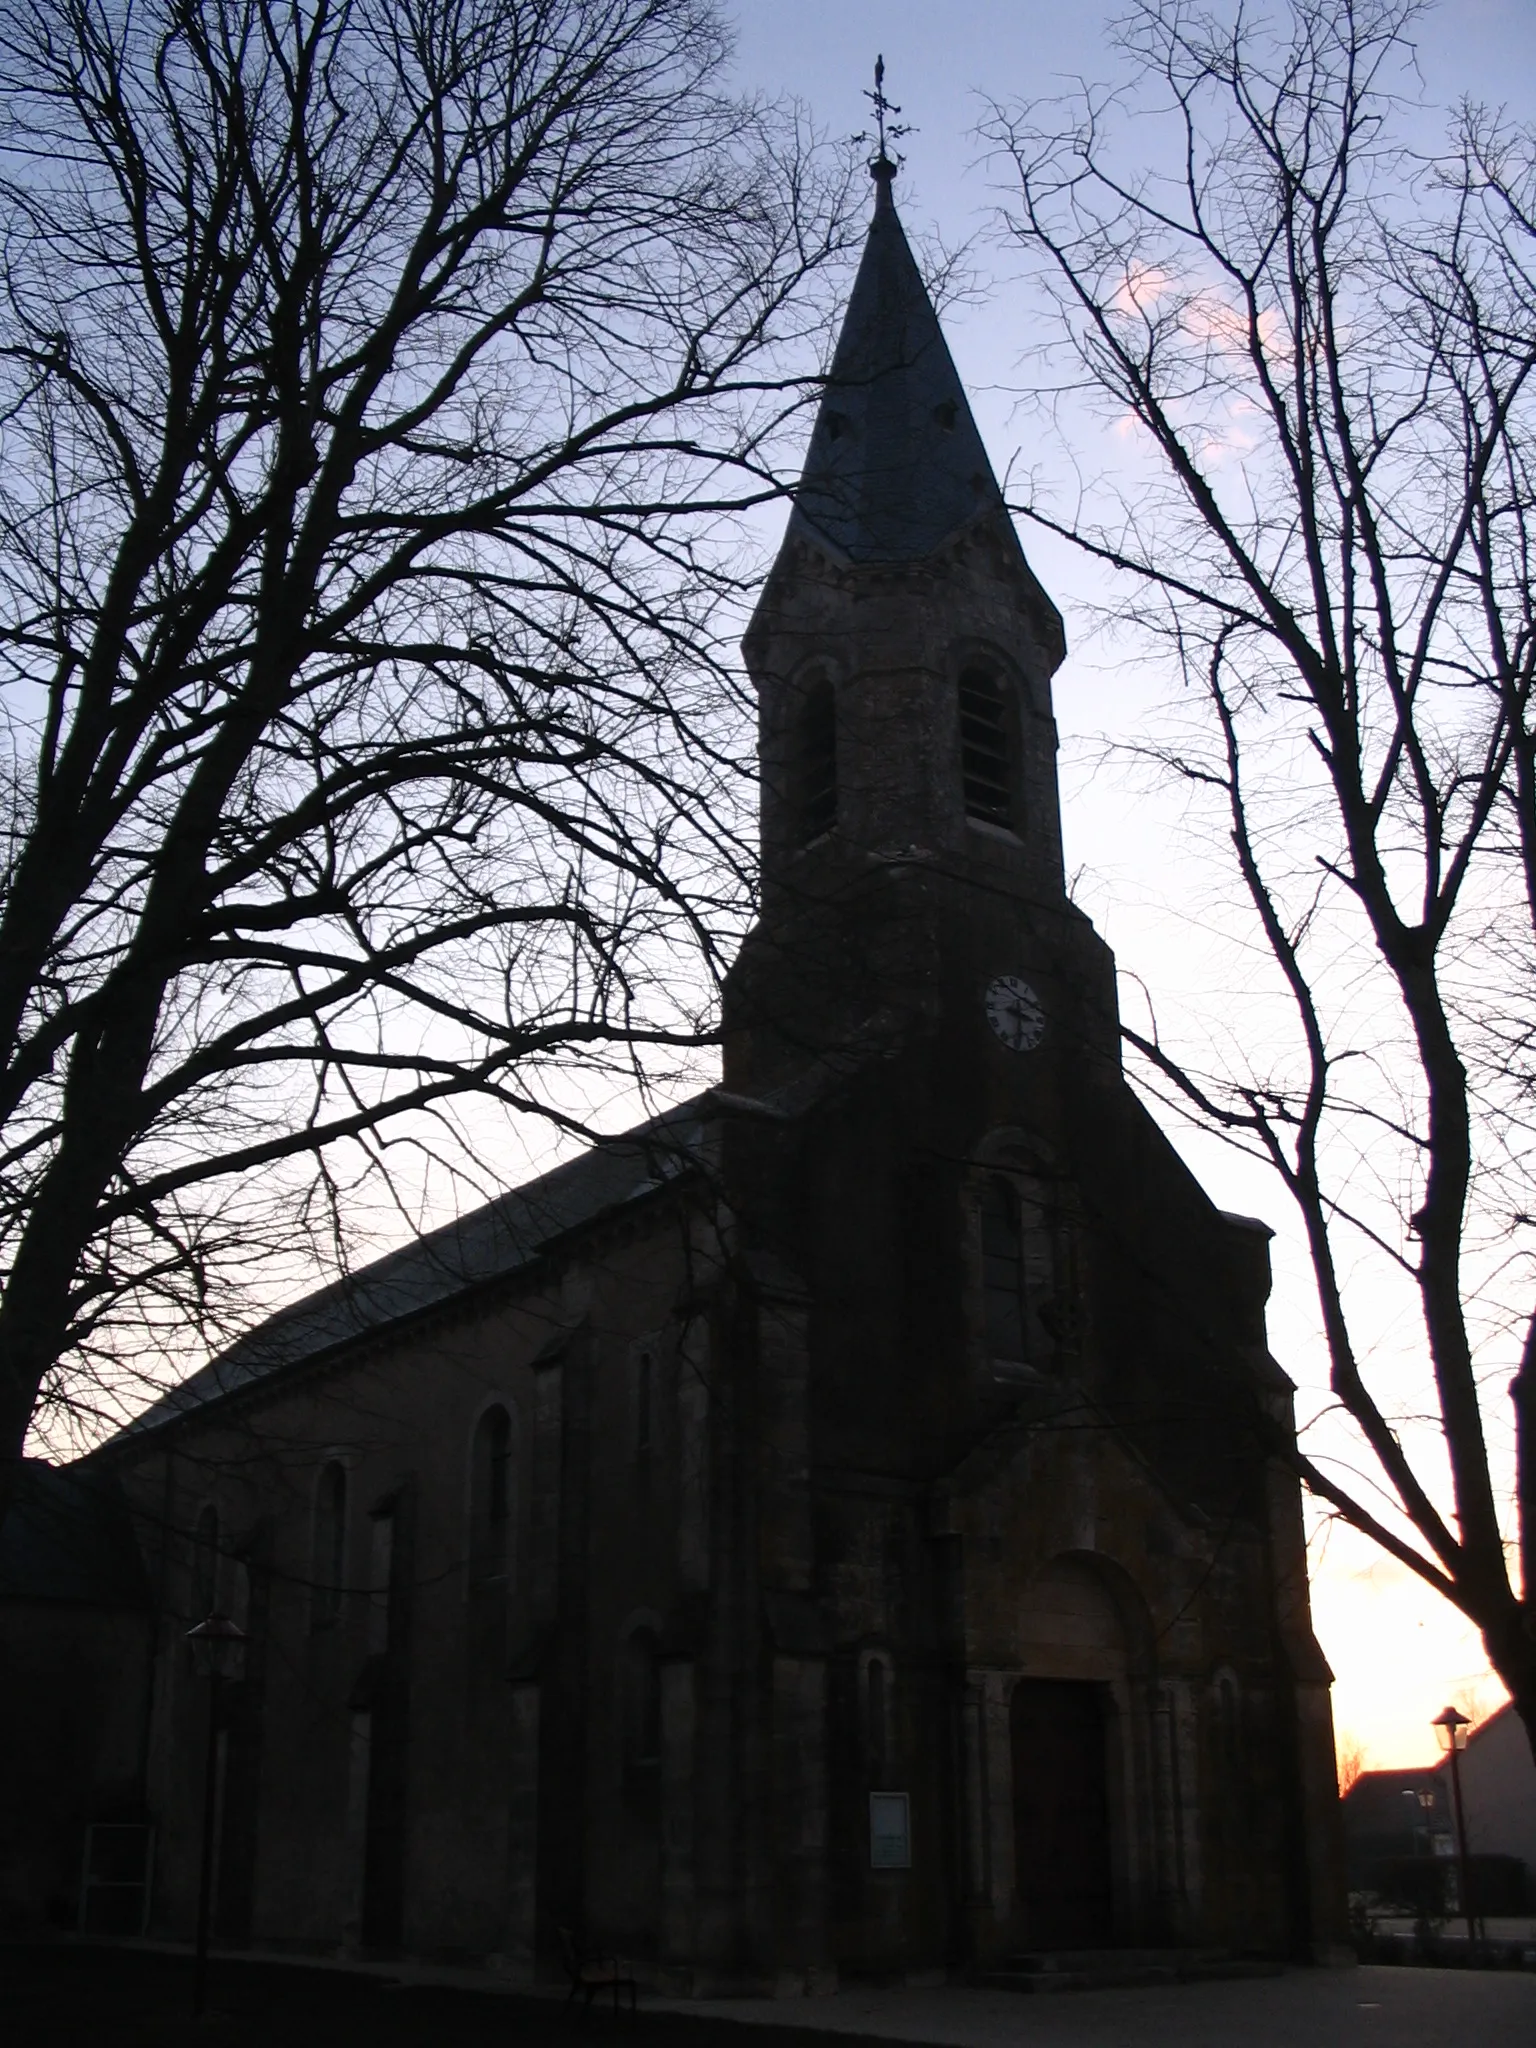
1010,1678,1112,1947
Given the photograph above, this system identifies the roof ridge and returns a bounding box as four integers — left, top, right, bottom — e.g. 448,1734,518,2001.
109,1093,716,1442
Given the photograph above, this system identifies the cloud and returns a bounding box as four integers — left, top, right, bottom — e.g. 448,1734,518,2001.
1112,261,1175,315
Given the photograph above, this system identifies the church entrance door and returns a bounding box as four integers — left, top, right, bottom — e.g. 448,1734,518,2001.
1010,1677,1113,1949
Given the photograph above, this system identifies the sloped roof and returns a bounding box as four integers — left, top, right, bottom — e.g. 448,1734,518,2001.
0,1460,151,1606
790,167,1004,564
118,1096,714,1439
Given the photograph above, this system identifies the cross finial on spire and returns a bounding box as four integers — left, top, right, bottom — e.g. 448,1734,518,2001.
859,54,913,199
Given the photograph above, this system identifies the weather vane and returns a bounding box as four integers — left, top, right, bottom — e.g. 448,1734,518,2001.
859,54,913,173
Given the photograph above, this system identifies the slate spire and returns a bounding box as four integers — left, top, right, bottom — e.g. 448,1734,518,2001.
790,159,1004,565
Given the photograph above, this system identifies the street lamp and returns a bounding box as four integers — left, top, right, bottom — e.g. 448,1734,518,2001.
185,1613,247,2016
1431,1705,1477,1961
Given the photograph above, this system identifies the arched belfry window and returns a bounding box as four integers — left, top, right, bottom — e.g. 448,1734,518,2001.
981,1177,1027,1362
796,675,838,843
1211,1666,1251,1843
636,1349,653,1455
622,1626,662,1769
865,1655,889,1774
1216,1670,1242,1775
974,1150,1079,1372
191,1504,220,1619
959,666,1012,825
470,1405,512,1583
311,1462,346,1628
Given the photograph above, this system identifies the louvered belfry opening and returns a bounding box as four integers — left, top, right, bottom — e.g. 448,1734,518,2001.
797,675,838,842
959,666,1011,825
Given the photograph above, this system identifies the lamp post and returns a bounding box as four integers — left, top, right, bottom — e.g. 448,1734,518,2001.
1432,1705,1477,1961
185,1613,247,2016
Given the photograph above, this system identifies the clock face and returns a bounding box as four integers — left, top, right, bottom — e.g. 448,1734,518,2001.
985,974,1046,1053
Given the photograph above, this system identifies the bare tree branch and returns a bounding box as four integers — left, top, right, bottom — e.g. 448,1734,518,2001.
985,0,1536,1753
0,0,860,1499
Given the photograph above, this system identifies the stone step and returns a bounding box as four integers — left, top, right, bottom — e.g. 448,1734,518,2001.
973,1948,1283,1994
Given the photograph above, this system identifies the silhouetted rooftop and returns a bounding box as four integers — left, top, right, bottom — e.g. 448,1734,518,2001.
115,1097,714,1439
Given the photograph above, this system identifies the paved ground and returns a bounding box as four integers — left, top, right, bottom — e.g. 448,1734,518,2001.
4,1943,1534,2048
1370,1915,1536,1949
652,1966,1536,2048
9,1945,576,2048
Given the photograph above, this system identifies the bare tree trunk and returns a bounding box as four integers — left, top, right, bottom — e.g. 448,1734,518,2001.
984,0,1536,1753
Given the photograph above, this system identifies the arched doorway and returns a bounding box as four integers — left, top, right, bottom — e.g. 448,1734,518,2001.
1010,1677,1112,1947
1009,1555,1135,1949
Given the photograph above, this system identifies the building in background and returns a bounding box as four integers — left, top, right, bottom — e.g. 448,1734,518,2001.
0,157,1348,1986
1342,1708,1534,1917
1451,1704,1536,1889
1340,1767,1455,1909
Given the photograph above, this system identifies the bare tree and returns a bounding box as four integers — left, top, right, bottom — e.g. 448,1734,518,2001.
985,0,1536,1752
1335,1732,1368,1798
0,0,855,1503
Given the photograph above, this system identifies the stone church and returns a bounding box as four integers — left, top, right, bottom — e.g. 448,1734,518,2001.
2,159,1347,1984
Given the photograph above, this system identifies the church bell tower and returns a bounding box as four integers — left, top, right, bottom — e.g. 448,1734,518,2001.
724,149,1121,1124
750,154,1067,897
707,138,1346,1984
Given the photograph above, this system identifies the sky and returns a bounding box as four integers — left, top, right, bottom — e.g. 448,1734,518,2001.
727,0,1536,1771
54,0,1526,1778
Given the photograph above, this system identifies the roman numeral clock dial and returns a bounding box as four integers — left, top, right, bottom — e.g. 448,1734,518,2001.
984,974,1046,1053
